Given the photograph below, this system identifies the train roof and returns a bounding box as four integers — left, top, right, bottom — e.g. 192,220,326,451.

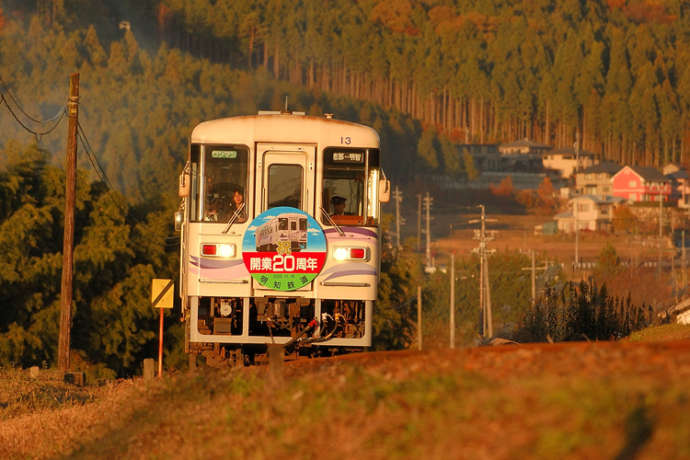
261,212,306,220
190,113,380,148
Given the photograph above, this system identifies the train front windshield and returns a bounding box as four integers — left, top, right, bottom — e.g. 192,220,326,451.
193,145,248,222
322,148,380,226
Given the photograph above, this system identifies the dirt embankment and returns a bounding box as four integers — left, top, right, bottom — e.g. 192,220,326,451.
2,338,690,459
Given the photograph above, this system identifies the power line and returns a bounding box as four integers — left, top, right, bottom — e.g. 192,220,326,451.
0,77,125,214
77,122,112,188
0,75,68,140
0,93,67,136
0,75,65,124
76,121,128,215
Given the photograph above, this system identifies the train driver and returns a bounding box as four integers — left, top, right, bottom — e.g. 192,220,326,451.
331,195,346,216
230,188,247,222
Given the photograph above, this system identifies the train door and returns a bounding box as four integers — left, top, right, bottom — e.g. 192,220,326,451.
254,144,316,293
255,144,315,215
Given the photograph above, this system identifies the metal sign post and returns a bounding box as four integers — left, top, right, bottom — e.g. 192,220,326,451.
151,279,174,377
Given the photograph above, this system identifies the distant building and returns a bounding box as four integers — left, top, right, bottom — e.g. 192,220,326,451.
492,138,551,176
555,195,624,233
498,138,552,156
663,163,690,208
663,163,684,176
660,297,690,325
542,148,596,179
611,165,670,203
575,161,622,197
461,144,500,172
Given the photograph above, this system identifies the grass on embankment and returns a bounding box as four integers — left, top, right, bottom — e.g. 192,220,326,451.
627,323,690,342
1,343,690,459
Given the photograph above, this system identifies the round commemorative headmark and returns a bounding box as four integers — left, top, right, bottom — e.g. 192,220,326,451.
242,207,327,291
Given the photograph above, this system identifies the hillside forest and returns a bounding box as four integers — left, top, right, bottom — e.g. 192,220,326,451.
0,1,678,375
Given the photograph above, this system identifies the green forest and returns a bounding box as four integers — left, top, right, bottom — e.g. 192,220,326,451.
151,0,690,167
0,1,680,375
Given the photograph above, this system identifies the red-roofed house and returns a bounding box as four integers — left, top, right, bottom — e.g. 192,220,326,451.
611,166,670,203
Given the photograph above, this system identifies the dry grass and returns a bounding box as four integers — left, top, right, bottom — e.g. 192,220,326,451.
1,341,690,459
435,213,669,262
0,370,151,458
627,323,690,342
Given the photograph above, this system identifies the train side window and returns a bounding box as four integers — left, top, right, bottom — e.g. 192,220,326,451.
189,144,201,221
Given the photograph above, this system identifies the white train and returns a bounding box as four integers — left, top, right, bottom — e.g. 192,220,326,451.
176,111,389,364
255,213,307,252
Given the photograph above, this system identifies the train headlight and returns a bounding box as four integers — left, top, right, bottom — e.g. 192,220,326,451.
334,247,349,261
218,244,236,258
333,247,369,261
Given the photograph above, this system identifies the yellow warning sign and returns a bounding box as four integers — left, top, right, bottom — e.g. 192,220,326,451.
151,279,174,309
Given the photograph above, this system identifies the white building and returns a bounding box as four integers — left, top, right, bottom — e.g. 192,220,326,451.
542,148,596,179
555,195,624,233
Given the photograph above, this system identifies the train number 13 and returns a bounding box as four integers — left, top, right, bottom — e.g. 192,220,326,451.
340,136,351,145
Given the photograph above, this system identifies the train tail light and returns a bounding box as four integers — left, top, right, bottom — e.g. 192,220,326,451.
201,243,236,258
334,247,369,261
350,248,366,259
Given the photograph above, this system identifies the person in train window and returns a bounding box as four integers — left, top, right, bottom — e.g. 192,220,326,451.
331,195,346,216
230,188,247,222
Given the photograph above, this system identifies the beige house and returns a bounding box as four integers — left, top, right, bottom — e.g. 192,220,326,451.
542,148,595,179
663,163,690,208
661,297,690,325
575,161,622,197
498,138,552,155
555,195,624,233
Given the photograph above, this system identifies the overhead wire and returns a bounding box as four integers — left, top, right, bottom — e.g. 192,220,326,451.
77,121,115,191
0,75,68,140
0,75,129,217
76,121,128,216
0,75,65,124
0,93,67,136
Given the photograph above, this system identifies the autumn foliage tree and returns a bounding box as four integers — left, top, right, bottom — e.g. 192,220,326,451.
489,176,514,197
516,177,559,215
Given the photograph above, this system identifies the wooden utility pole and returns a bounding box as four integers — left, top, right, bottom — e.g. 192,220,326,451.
521,250,549,308
682,230,686,288
471,205,496,339
393,186,402,249
58,73,79,371
484,258,493,338
449,252,455,349
658,193,664,279
659,192,664,239
574,132,580,270
416,194,422,252
423,192,432,267
417,285,422,351
531,250,536,305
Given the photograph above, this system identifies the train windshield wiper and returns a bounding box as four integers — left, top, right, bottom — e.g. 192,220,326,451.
321,206,345,236
222,202,246,234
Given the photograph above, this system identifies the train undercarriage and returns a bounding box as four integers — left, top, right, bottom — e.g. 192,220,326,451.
186,297,368,367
